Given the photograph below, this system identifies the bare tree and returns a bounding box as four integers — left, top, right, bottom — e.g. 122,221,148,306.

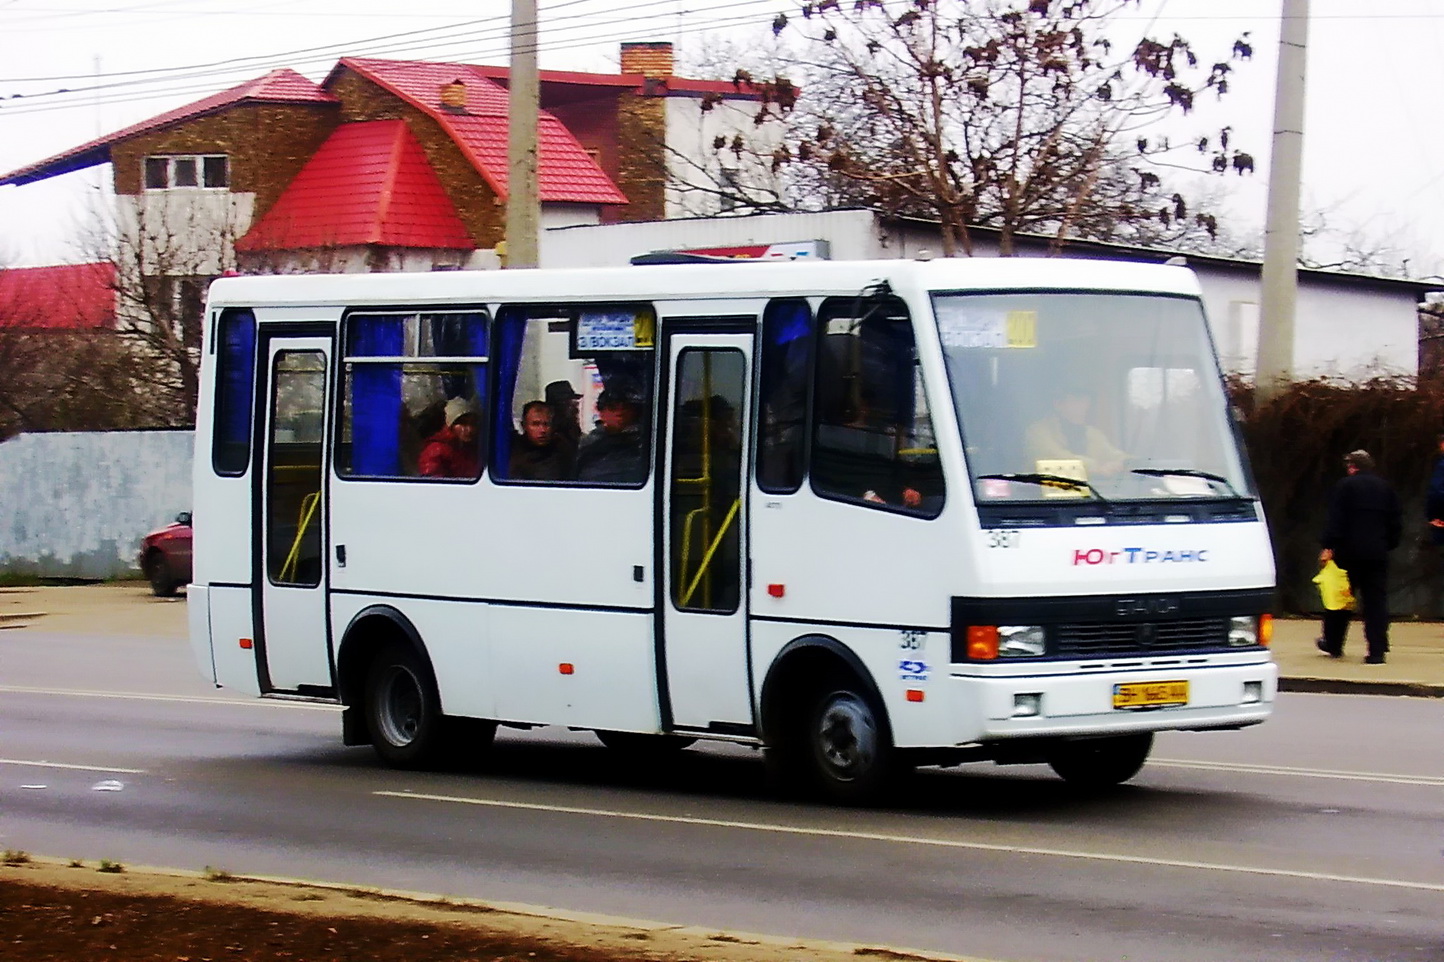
0,274,154,439
76,188,249,426
713,0,1255,255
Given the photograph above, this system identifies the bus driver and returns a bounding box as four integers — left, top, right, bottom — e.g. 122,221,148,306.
1025,384,1128,477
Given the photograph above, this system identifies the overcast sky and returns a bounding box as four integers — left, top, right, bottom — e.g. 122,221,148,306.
1,0,1441,277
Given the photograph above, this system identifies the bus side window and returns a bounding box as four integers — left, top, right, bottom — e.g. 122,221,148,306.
756,298,813,494
491,303,655,487
336,310,489,482
809,296,944,517
212,308,256,476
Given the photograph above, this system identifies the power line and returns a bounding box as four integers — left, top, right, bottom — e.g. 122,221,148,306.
0,1,786,120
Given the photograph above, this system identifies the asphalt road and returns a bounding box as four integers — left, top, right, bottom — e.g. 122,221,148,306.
2,626,1441,962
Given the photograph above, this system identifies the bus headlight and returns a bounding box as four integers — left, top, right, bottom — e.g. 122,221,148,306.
1228,615,1271,647
997,625,1046,657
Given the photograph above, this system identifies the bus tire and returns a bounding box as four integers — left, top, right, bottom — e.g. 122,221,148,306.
803,678,896,805
146,552,177,597
1046,733,1153,788
364,641,447,769
595,731,696,757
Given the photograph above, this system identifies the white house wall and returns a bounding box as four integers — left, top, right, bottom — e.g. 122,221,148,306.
115,192,254,276
541,210,1423,382
542,209,889,266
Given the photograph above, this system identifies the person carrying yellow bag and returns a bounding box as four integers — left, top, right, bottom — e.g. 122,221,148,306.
1312,559,1354,658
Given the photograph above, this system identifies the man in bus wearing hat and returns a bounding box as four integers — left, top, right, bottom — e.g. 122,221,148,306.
419,396,481,479
575,389,646,484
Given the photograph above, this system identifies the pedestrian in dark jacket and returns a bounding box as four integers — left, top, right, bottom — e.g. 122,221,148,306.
1319,449,1402,663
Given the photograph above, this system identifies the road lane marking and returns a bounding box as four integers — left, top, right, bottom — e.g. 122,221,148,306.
1152,758,1444,786
0,758,145,774
0,685,339,711
377,790,1444,894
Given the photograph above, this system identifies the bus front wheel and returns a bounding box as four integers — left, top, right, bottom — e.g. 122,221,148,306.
365,642,446,769
803,681,897,804
1046,733,1153,788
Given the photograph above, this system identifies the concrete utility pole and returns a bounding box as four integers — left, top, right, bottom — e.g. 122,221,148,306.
1255,0,1309,402
505,0,540,269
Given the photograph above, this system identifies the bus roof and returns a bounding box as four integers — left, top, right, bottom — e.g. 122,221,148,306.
205,257,1203,309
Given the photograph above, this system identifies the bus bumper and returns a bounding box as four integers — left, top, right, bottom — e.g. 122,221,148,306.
948,658,1278,743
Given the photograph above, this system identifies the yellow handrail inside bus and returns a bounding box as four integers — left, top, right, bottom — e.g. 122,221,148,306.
679,498,740,608
278,491,320,583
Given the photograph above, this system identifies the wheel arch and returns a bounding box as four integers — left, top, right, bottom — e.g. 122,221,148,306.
758,634,892,746
336,605,433,746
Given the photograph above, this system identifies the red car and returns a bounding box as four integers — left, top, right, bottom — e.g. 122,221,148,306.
138,512,193,597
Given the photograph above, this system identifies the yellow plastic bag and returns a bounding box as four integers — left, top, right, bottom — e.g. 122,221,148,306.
1313,560,1354,611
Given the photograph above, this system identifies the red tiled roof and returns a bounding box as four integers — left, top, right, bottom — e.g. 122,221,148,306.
466,63,761,98
332,58,627,206
236,120,475,252
0,263,116,330
0,69,337,187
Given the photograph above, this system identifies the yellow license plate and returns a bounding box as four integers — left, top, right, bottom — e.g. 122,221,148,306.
1112,680,1189,709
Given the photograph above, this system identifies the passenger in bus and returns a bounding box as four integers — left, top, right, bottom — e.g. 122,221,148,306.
1025,385,1128,476
575,390,646,484
418,397,481,479
545,379,583,467
509,400,571,481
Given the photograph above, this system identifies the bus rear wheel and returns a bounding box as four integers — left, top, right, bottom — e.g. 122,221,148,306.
365,642,447,769
803,681,897,805
1046,733,1153,788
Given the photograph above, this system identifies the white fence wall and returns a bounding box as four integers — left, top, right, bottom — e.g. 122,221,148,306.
0,430,194,579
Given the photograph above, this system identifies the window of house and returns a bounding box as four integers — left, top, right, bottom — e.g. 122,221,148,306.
810,294,944,517
756,298,814,493
212,308,257,477
335,310,489,482
491,303,655,487
144,154,229,190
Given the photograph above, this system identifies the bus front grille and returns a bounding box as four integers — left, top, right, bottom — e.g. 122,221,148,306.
1054,618,1229,657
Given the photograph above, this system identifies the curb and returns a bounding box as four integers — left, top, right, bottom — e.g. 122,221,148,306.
1278,677,1444,698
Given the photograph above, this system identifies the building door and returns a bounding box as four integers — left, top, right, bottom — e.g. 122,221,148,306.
659,327,754,732
257,333,334,693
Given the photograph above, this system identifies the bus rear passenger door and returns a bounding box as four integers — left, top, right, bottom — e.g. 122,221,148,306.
660,329,754,733
257,333,334,694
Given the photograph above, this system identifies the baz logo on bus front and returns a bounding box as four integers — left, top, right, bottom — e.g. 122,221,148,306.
1073,547,1209,566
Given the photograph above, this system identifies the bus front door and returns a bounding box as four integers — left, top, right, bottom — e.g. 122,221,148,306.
660,330,754,732
256,333,334,694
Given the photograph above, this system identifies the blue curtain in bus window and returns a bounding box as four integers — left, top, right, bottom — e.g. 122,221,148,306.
757,299,813,492
429,311,488,400
212,309,256,475
350,314,404,476
491,309,527,475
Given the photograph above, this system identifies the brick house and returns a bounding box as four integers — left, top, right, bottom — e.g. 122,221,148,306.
0,42,769,279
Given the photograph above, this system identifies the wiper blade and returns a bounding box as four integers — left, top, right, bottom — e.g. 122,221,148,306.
977,472,1109,503
1131,467,1249,499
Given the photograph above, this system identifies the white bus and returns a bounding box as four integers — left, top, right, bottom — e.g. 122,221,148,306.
188,257,1276,802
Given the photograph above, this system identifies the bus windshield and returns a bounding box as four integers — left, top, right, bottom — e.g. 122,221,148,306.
933,290,1251,503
